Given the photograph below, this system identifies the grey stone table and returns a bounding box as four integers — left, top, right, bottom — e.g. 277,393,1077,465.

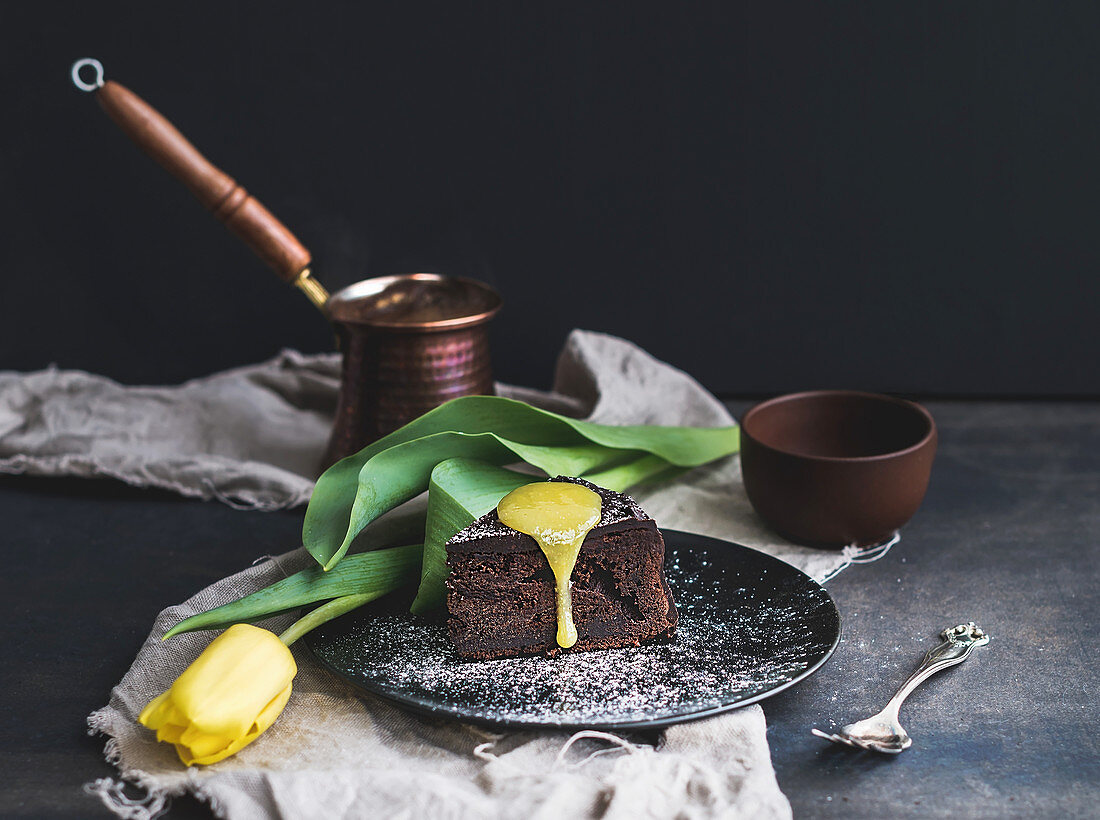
1,401,1097,818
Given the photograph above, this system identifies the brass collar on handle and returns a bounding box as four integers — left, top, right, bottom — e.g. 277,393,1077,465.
294,268,330,311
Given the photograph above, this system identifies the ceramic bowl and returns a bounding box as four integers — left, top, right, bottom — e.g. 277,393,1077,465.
740,391,937,547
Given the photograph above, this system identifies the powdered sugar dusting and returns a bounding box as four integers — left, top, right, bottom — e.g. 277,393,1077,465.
308,534,840,729
448,476,649,547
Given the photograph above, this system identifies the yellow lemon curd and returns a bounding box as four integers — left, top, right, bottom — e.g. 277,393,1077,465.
497,481,602,649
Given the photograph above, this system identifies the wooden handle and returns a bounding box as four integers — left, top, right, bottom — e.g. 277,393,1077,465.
95,79,311,283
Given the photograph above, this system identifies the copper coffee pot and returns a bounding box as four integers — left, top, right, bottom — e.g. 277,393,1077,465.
71,59,501,467
323,274,499,466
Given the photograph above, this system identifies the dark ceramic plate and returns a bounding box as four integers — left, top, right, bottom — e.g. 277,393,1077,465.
305,530,840,731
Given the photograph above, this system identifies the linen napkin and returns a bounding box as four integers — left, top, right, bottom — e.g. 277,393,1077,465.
18,330,850,818
0,349,338,509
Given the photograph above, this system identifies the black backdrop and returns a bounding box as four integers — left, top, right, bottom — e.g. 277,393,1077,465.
2,2,1097,395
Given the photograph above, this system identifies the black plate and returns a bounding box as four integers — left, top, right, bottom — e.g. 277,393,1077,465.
305,530,841,731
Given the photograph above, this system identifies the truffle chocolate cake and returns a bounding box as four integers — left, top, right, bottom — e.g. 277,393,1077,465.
445,477,678,660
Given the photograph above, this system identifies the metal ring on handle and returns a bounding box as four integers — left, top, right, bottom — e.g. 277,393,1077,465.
71,58,105,92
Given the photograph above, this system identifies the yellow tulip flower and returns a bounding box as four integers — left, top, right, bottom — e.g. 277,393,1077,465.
138,624,296,766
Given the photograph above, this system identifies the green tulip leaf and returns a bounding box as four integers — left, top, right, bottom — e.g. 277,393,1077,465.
162,543,422,639
410,459,536,614
304,396,739,571
581,452,680,493
317,431,633,570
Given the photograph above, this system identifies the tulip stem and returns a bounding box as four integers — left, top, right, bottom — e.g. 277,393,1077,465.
278,591,384,647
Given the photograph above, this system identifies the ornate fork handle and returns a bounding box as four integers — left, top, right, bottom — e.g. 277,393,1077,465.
885,623,990,716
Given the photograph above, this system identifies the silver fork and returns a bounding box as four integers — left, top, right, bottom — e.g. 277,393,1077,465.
812,622,990,754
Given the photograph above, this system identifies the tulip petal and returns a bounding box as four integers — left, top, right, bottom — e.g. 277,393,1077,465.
250,681,294,737
170,624,296,738
137,690,173,729
178,730,235,762
178,682,294,766
156,722,187,744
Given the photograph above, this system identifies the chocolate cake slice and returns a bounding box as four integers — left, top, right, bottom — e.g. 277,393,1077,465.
445,477,678,660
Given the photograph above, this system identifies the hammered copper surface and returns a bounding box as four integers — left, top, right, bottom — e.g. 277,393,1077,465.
322,274,501,467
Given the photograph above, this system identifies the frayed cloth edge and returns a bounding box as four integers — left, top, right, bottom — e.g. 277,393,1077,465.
83,778,172,820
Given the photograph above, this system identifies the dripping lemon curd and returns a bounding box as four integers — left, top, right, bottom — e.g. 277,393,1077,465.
496,482,602,649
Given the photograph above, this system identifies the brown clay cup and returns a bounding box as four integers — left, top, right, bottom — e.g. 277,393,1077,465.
740,391,937,547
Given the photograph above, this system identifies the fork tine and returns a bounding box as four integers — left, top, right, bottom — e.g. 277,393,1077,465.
812,729,857,749
813,728,885,752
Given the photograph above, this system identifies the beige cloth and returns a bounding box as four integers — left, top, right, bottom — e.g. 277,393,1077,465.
0,350,339,509
70,331,847,819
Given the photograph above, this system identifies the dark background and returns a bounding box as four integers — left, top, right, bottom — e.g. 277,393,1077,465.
2,2,1097,396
